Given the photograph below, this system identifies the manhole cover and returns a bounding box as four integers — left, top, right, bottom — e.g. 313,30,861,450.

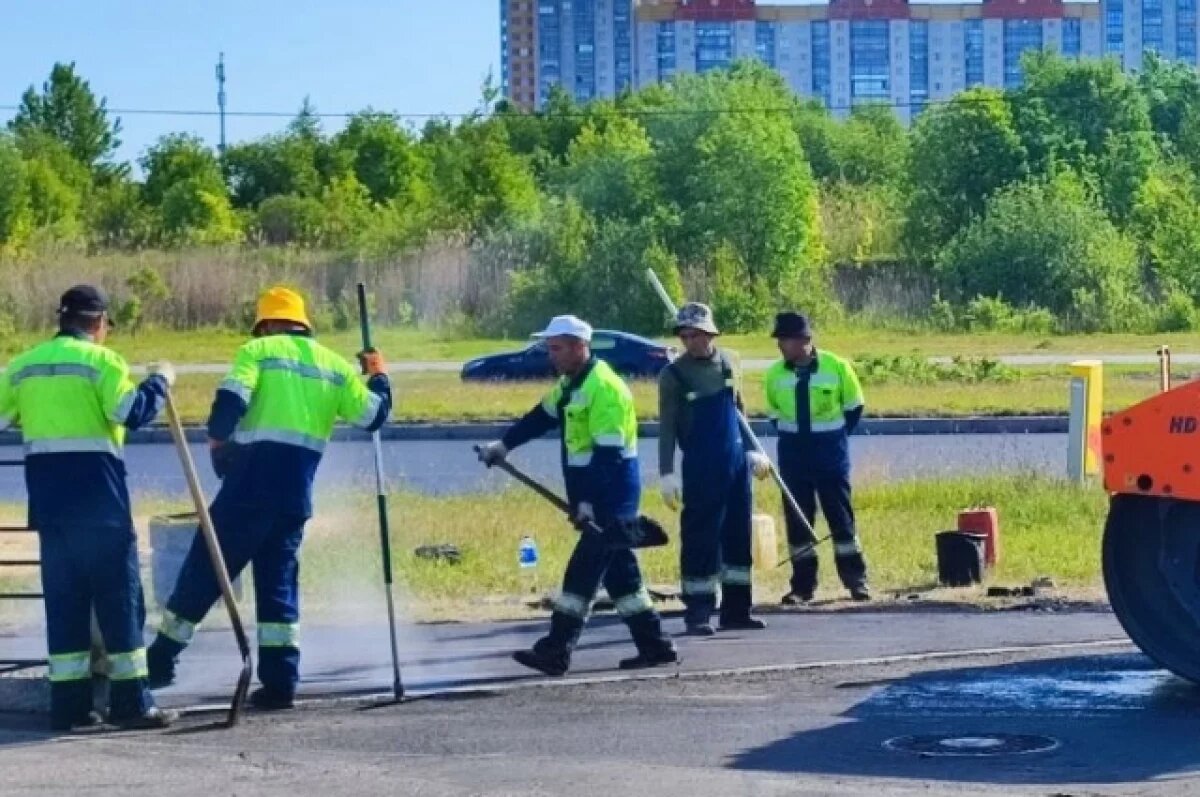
883,733,1060,757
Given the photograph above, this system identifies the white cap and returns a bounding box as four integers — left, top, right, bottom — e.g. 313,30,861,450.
532,314,593,342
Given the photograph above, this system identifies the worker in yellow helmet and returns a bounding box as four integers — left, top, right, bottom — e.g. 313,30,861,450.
147,287,392,710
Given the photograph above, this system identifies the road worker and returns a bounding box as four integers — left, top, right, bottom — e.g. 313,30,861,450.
0,285,176,730
764,312,870,603
478,315,677,676
658,303,770,635
146,286,392,710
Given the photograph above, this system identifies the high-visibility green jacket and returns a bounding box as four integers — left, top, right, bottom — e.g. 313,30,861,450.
206,331,391,517
501,358,641,520
764,349,864,474
0,332,168,527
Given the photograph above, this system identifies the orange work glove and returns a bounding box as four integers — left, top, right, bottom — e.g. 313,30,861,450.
357,348,387,377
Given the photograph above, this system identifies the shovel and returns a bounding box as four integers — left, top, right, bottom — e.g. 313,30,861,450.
474,446,668,549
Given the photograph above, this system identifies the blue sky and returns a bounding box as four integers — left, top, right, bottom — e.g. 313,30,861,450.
0,1,498,167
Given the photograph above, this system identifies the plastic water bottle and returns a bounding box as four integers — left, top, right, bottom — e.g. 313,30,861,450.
518,535,539,595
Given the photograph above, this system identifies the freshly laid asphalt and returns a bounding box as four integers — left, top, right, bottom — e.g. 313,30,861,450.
7,608,1200,796
2,608,1129,708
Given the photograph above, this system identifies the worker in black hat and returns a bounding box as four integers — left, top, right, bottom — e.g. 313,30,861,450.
0,285,176,730
763,312,870,603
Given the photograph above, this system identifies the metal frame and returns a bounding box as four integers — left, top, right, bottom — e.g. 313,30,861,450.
0,459,44,672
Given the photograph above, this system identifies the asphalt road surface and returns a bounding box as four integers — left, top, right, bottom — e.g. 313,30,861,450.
0,432,1066,504
1,628,1196,796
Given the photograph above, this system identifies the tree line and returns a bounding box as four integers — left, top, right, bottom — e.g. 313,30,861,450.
4,55,1200,335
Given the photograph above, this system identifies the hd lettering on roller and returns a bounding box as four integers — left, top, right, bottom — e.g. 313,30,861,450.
1169,416,1199,434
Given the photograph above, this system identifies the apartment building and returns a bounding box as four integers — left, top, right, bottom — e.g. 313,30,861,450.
502,0,1196,118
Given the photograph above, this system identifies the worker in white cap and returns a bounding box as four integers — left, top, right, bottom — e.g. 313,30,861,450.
478,315,676,675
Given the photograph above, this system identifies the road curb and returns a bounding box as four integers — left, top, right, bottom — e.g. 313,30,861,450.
0,415,1070,448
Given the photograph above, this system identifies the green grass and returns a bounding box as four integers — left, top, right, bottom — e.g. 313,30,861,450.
296,474,1111,620
160,366,1172,425
0,476,1110,626
3,325,1197,367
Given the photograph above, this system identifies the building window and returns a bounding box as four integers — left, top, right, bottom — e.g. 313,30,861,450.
1062,17,1082,57
811,20,832,107
1180,0,1198,64
965,19,984,87
910,20,929,114
538,1,562,105
1144,0,1164,52
614,0,633,92
1003,19,1043,89
756,21,777,68
850,20,890,105
696,21,733,73
572,0,596,101
657,21,676,79
1106,1,1124,59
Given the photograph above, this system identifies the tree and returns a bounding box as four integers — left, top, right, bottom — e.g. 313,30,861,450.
1131,164,1200,302
254,194,326,246
831,104,909,186
9,62,122,177
222,102,332,207
936,173,1140,330
16,133,90,239
140,134,224,206
0,136,32,247
1012,52,1158,221
557,115,659,222
423,117,539,235
904,88,1028,261
159,178,241,245
682,100,824,301
333,112,429,205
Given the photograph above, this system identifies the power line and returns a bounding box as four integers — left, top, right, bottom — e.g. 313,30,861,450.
0,82,1185,122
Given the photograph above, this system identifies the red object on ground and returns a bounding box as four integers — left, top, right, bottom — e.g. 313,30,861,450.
958,508,1000,567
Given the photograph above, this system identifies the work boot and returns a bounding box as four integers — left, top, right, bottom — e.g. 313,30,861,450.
719,615,767,632
781,591,812,606
618,644,679,671
249,686,295,711
683,622,715,637
145,639,177,690
51,710,104,733
512,647,570,677
849,585,872,602
110,706,178,731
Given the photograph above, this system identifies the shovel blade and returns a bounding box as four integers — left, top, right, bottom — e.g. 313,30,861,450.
603,516,670,550
225,662,253,728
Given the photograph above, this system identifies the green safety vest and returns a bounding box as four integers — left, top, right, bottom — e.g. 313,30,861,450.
0,335,141,456
219,334,383,452
539,359,638,467
764,350,864,434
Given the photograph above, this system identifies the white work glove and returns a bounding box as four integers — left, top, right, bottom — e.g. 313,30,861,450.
147,361,177,388
477,440,508,467
746,451,773,481
575,502,595,524
659,473,682,511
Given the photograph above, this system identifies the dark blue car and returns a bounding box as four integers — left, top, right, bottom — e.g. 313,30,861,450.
460,330,677,381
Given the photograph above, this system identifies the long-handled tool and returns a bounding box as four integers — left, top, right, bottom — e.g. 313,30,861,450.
643,269,826,568
357,282,405,703
163,389,251,728
475,445,669,549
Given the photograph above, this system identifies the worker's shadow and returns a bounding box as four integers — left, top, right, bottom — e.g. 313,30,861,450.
727,651,1200,786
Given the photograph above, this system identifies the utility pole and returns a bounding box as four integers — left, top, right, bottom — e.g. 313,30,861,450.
216,52,227,155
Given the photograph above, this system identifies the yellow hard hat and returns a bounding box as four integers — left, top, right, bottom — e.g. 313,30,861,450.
254,287,312,330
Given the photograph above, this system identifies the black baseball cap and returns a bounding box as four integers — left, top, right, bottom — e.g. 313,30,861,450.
58,285,110,318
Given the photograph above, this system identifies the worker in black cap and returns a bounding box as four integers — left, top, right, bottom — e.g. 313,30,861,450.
0,285,176,730
763,312,870,603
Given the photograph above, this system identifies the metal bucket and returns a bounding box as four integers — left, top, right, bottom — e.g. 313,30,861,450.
148,513,243,608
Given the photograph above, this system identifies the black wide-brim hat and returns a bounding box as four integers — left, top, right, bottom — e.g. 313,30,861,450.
771,311,812,339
